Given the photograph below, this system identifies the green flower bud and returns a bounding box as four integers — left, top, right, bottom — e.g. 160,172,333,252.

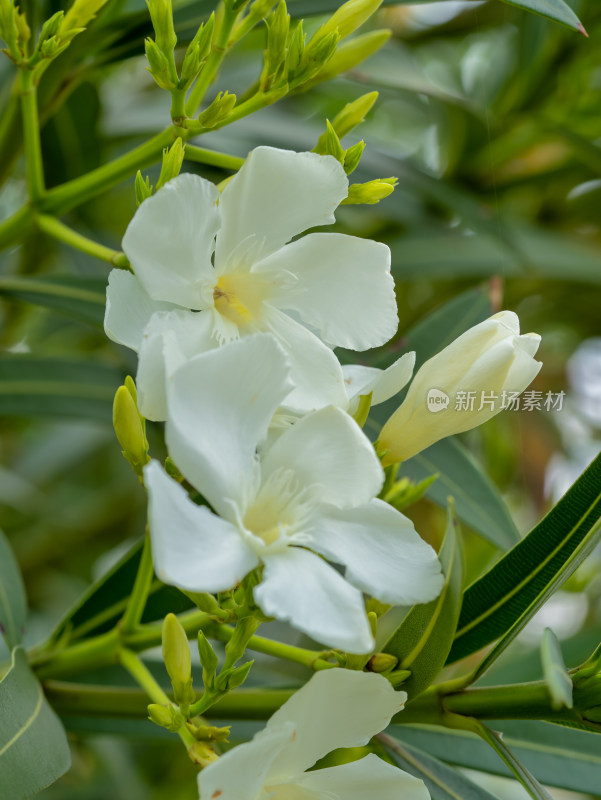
157,138,185,189
332,92,378,138
190,723,231,742
198,91,237,128
343,140,365,174
61,0,108,36
135,171,153,206
113,384,149,474
367,652,399,673
319,0,383,41
286,20,305,74
307,29,390,88
388,668,411,688
180,16,214,88
343,177,397,205
162,613,195,708
324,120,345,164
217,659,253,692
198,631,219,688
38,10,65,43
224,617,260,670
187,742,219,767
145,37,174,90
146,0,176,53
299,29,339,82
264,0,289,79
148,703,185,731
13,2,30,43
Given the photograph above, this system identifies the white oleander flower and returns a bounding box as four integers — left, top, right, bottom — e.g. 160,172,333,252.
197,669,430,800
144,334,443,654
105,146,398,420
378,310,542,465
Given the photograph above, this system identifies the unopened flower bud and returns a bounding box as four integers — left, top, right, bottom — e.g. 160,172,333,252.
334,91,379,137
263,0,289,83
188,741,219,767
38,10,64,42
216,660,253,692
319,0,383,41
180,15,214,87
60,0,108,35
378,311,543,466
148,703,185,731
135,171,153,205
162,613,195,708
307,29,390,87
286,19,305,74
198,631,219,688
368,652,399,673
300,29,339,79
343,177,397,205
198,91,237,128
157,138,185,189
113,384,149,473
324,120,345,164
145,37,174,90
147,0,176,52
342,140,365,174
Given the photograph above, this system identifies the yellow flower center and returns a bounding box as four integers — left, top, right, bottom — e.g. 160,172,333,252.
213,271,272,328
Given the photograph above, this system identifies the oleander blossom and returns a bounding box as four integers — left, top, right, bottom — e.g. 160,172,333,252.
105,146,398,420
144,334,443,653
197,670,431,800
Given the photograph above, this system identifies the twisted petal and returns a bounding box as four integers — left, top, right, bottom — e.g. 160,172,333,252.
343,351,416,411
104,269,176,351
264,670,406,781
255,547,374,654
122,174,220,309
260,232,397,350
135,309,215,421
261,406,383,509
297,754,430,800
264,307,348,412
166,334,294,518
144,460,259,593
215,147,348,267
307,498,444,606
197,721,296,800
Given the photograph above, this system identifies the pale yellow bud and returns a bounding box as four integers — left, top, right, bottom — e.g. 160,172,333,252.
319,0,384,41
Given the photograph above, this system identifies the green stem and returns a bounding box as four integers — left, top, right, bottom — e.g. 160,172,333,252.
36,214,129,268
35,629,121,681
185,2,240,117
170,88,187,125
184,143,244,170
39,127,175,216
20,70,45,202
120,533,154,635
0,206,34,252
125,610,213,651
119,647,196,748
208,623,336,671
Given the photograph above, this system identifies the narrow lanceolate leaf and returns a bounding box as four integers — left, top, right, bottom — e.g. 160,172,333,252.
384,501,464,700
499,0,586,35
541,628,573,710
392,721,601,796
448,451,601,665
0,357,123,421
381,734,499,800
0,275,106,325
401,438,520,549
0,530,27,649
0,648,71,799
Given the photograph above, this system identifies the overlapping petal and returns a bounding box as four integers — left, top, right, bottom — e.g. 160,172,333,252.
261,406,383,509
342,351,416,411
215,147,349,267
255,547,374,654
166,334,294,517
122,174,220,309
260,232,396,350
144,461,259,593
307,498,444,606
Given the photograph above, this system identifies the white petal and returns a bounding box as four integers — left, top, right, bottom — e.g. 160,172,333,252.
144,460,259,593
264,306,348,412
264,670,405,780
307,498,444,606
122,174,220,309
104,269,176,351
260,233,397,350
343,352,416,412
262,406,383,509
166,334,294,518
135,309,215,421
297,754,430,800
255,547,374,654
215,147,348,267
198,721,296,800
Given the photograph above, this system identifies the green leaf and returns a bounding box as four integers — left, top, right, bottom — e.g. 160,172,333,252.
0,275,107,325
0,357,123,421
448,451,601,665
0,530,27,649
393,720,601,796
382,735,499,800
402,438,521,550
541,628,573,710
49,539,193,645
0,647,71,799
384,501,464,700
499,0,585,34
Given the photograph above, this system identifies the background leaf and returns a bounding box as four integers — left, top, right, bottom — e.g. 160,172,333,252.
0,276,106,326
0,647,71,799
0,530,27,649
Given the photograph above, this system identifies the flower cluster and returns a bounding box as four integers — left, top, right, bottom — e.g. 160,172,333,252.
106,145,542,796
